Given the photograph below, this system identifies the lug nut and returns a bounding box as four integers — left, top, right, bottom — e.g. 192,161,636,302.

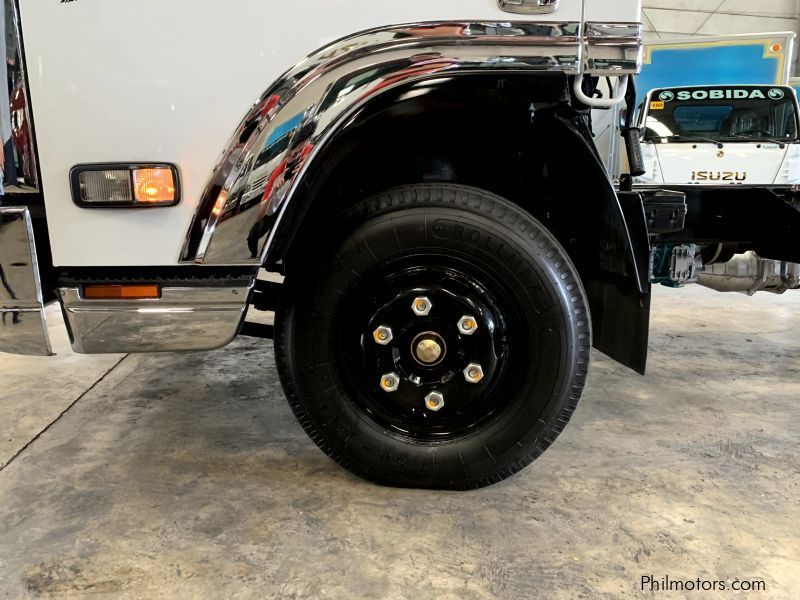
373,326,394,345
463,363,484,384
412,297,432,316
425,391,445,412
458,315,478,335
380,373,400,393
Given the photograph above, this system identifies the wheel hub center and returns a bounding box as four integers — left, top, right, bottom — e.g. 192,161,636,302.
412,332,446,366
416,339,442,364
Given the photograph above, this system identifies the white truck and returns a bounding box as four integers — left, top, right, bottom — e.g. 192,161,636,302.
639,85,800,187
636,84,800,294
1,0,797,489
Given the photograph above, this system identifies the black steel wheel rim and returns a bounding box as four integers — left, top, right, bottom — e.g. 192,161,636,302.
333,253,530,441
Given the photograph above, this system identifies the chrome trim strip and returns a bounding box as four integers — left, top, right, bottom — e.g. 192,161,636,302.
182,20,642,266
498,0,560,15
0,207,52,356
59,282,253,354
584,22,644,75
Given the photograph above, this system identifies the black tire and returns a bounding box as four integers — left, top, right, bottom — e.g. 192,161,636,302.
275,184,591,489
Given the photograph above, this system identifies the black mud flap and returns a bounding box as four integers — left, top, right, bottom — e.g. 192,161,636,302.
588,191,652,375
586,282,651,375
545,109,652,375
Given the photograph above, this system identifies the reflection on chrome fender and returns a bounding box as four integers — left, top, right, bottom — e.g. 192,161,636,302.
0,207,52,356
181,20,642,266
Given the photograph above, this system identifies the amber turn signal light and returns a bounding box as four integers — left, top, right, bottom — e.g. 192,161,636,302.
133,168,177,203
83,284,161,300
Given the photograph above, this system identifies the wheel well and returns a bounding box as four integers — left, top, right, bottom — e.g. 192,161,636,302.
272,73,651,373
274,74,629,279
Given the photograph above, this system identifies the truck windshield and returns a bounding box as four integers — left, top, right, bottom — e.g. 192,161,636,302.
643,86,799,143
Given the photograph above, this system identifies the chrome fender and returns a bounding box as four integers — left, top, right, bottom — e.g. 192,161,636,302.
181,20,642,265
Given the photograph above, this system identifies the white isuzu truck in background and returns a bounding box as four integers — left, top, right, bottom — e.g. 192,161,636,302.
2,0,799,489
637,84,800,295
639,85,800,187
594,33,800,297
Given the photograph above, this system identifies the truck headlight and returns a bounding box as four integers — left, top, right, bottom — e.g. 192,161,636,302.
774,148,800,185
635,144,662,183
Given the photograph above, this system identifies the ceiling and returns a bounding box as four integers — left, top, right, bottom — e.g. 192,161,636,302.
643,0,800,39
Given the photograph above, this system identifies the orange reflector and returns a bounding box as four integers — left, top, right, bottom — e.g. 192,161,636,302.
771,43,783,53
133,168,176,204
83,284,161,300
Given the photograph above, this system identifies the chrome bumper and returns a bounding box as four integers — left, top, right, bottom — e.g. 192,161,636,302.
59,281,254,354
0,207,52,356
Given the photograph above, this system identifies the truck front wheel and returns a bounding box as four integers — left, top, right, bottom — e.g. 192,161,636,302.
275,184,591,489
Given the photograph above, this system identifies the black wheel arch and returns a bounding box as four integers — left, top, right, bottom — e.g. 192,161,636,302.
267,73,652,374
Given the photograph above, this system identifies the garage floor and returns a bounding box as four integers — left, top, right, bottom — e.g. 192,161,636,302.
0,285,798,599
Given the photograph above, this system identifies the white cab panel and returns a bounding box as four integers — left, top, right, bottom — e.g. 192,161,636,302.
18,0,641,266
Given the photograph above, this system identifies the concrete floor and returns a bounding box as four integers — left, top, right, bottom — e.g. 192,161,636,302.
0,286,798,599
